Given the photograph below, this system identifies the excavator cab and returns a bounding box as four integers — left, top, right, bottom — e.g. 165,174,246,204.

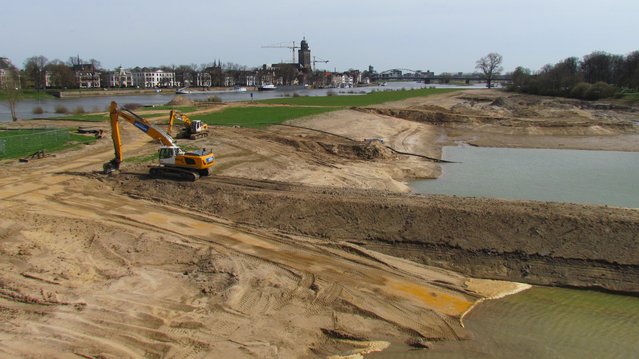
158,146,182,166
190,120,205,134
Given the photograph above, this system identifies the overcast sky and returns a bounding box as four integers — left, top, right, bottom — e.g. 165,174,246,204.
2,0,638,73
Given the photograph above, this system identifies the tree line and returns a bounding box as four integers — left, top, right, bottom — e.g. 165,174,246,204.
507,50,639,100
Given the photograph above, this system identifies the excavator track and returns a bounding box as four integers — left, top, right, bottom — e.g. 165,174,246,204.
149,166,200,181
189,132,209,140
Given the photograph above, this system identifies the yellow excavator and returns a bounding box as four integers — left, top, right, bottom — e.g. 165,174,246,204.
103,101,215,181
167,109,209,140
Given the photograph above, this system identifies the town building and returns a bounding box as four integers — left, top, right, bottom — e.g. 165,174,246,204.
103,67,134,87
131,69,175,88
73,63,101,88
298,38,311,72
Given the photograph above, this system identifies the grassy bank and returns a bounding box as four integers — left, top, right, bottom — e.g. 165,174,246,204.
0,89,56,101
0,128,96,159
194,87,460,128
192,106,337,128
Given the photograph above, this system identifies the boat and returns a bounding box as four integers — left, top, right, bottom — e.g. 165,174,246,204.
233,85,247,92
176,87,191,94
258,84,277,91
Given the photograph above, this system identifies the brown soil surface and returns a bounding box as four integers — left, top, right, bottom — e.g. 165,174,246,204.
1,89,638,358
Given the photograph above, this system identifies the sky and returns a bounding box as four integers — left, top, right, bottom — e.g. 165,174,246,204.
2,0,638,74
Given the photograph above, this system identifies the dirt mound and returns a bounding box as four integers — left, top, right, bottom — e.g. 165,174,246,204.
359,103,637,134
260,133,396,161
111,174,639,293
166,95,196,107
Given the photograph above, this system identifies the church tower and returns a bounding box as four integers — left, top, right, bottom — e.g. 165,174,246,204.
298,38,311,72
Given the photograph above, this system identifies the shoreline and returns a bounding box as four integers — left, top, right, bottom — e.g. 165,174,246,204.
460,280,533,327
53,86,247,98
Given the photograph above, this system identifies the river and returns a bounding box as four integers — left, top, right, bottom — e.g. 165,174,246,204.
0,82,481,122
393,146,639,358
370,287,639,358
411,146,639,208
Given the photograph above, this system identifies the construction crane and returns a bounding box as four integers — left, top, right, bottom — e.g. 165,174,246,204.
261,41,299,63
312,56,329,70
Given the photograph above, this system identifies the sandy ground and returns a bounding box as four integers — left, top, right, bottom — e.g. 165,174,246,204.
1,89,638,358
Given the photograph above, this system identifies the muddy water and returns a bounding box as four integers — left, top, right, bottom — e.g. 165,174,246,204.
370,287,639,358
411,146,639,208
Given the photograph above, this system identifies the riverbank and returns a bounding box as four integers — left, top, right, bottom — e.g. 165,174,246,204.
53,86,244,98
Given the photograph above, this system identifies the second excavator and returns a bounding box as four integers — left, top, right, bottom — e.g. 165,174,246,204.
167,110,209,140
103,101,215,181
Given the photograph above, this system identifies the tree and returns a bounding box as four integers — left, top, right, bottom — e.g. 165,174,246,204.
509,66,533,92
536,57,582,96
45,60,76,88
89,58,101,70
476,53,503,88
581,51,614,84
3,68,22,121
23,55,48,90
620,51,639,89
67,55,84,67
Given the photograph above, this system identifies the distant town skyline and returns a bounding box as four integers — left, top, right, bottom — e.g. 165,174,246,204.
2,0,638,74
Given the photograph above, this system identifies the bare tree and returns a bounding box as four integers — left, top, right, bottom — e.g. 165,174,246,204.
89,58,101,70
3,69,22,121
68,55,83,66
476,53,503,88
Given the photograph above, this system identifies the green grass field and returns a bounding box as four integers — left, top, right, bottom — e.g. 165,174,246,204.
0,128,97,159
193,87,460,128
0,89,56,101
191,106,338,128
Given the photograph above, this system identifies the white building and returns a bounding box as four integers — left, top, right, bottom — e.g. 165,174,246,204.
131,69,175,88
331,73,354,88
104,67,134,87
73,64,101,88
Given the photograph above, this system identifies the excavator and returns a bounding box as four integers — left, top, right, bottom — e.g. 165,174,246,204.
103,101,215,181
167,109,209,140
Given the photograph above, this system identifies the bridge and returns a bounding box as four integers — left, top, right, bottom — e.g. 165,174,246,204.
371,68,511,84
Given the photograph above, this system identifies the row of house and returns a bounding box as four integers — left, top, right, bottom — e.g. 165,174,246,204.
47,65,274,89
44,65,179,89
47,64,365,89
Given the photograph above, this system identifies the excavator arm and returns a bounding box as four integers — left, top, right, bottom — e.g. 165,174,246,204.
104,101,178,173
167,110,181,136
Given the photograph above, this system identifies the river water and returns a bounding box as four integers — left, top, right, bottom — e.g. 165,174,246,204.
0,81,481,122
393,146,639,358
412,146,639,208
371,287,639,359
